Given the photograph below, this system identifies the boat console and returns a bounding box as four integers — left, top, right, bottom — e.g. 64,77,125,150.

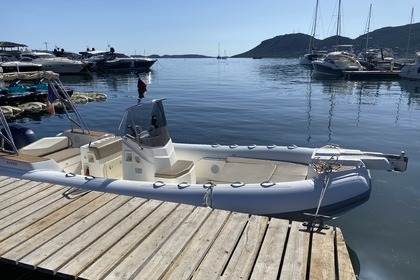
118,99,195,183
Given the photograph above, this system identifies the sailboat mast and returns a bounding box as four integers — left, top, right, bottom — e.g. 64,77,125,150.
406,7,414,58
335,0,342,49
365,4,372,53
309,0,319,52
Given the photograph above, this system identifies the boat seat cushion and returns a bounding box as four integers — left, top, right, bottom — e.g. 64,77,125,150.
18,136,70,157
88,137,122,160
156,160,194,179
44,147,80,162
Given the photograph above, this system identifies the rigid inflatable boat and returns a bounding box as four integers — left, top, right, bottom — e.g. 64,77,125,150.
0,73,408,221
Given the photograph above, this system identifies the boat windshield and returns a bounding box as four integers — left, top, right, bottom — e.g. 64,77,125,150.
118,99,170,147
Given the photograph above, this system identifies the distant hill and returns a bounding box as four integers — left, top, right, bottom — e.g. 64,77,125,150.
233,22,420,58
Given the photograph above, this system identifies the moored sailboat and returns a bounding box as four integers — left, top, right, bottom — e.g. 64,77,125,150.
312,0,364,76
299,0,326,65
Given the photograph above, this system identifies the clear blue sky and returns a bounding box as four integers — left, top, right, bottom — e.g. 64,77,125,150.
2,0,419,56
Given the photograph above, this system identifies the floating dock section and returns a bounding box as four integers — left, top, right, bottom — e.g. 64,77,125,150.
0,176,356,279
343,70,401,80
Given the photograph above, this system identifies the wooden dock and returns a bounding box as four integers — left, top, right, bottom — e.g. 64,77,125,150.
0,176,356,279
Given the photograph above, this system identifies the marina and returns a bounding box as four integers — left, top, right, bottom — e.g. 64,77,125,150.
0,58,418,279
2,0,420,278
0,175,355,279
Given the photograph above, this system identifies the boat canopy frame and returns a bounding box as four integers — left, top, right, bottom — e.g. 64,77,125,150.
0,71,90,154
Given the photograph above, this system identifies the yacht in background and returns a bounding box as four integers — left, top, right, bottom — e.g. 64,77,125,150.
357,49,401,71
312,47,363,76
0,53,42,73
311,0,363,76
20,51,87,74
80,48,157,73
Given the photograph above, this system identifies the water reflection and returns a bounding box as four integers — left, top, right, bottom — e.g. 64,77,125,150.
327,92,335,142
398,79,420,109
59,73,94,84
306,75,312,143
303,76,418,143
83,71,154,92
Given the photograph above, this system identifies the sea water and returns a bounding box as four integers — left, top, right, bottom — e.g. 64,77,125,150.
11,58,420,280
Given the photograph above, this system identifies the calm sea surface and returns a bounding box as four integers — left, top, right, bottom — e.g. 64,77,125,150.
11,58,420,279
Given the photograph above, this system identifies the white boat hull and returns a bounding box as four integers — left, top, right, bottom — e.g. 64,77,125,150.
0,96,408,222
0,159,371,221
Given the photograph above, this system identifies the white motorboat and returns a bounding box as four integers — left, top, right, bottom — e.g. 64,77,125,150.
0,73,408,222
312,50,364,76
1,53,42,73
312,0,363,76
399,52,420,80
20,51,86,74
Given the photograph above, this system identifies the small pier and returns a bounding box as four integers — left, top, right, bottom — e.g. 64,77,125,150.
343,70,401,80
0,176,356,279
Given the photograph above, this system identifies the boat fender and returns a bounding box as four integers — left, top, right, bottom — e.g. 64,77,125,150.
1,124,37,150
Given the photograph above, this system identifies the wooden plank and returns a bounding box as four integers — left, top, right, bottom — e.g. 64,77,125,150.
135,207,213,279
0,191,103,256
77,201,177,280
309,226,335,280
0,175,11,182
279,222,310,280
0,177,26,196
336,227,357,280
7,193,121,269
250,218,290,279
0,186,73,242
56,198,159,278
220,215,268,279
0,181,53,213
160,209,231,280
103,203,197,280
0,184,62,229
33,195,138,275
191,212,250,280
